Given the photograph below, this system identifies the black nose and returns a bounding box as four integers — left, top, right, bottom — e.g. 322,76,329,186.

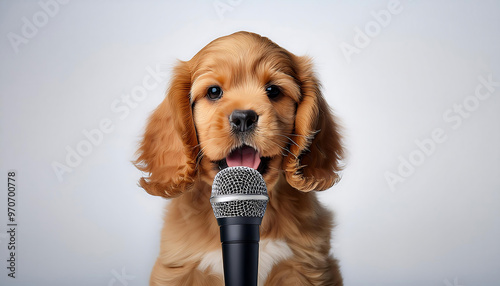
229,110,258,133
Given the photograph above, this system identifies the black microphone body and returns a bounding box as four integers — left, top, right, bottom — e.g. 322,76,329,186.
210,167,269,286
218,217,261,286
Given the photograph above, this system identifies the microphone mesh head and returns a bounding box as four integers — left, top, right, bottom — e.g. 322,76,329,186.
210,166,268,219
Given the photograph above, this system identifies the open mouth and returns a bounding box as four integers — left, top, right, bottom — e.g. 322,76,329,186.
217,145,270,174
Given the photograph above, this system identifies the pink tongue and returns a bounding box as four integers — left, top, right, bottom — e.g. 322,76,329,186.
226,146,261,170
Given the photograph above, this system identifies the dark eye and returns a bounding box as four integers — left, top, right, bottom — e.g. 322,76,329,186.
265,85,281,100
207,86,223,100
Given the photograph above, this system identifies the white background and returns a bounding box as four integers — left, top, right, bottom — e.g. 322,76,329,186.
1,0,499,285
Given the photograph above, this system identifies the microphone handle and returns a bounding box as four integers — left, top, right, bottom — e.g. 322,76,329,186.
218,217,262,286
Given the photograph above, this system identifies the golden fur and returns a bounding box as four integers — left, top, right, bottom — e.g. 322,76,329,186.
135,31,344,285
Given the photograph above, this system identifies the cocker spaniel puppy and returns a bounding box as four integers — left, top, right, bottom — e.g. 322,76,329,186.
135,31,344,286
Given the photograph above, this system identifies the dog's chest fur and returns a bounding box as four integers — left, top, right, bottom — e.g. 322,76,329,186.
198,238,293,285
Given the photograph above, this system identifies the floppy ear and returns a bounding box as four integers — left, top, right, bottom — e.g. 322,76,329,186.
134,61,199,198
283,56,344,192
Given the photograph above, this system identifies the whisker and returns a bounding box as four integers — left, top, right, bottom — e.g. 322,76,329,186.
193,137,219,149
276,134,300,147
194,145,207,169
283,132,318,141
283,133,308,138
264,137,297,159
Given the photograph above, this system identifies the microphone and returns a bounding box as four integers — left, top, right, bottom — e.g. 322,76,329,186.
210,166,269,286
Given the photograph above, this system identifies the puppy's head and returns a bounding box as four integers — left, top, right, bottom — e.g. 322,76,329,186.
135,32,343,198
